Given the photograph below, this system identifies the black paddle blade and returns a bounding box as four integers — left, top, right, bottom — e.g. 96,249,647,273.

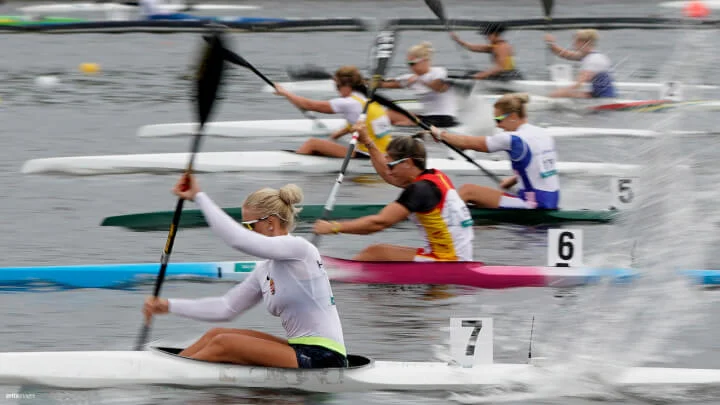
287,64,333,80
202,34,252,70
541,0,554,18
195,33,226,127
424,0,447,23
367,29,397,96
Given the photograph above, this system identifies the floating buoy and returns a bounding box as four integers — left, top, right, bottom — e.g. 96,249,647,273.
79,62,101,74
34,75,59,88
684,0,710,17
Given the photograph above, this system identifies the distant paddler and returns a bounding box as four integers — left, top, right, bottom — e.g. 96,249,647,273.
430,93,560,209
314,125,474,261
139,0,194,19
274,66,393,158
450,23,523,81
378,41,459,129
144,176,347,369
544,29,616,98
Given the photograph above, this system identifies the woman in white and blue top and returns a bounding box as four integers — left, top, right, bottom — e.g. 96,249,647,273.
545,29,616,98
430,93,560,209
143,175,347,369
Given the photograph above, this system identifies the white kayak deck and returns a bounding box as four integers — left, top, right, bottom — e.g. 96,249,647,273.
1,346,719,392
136,118,709,139
20,151,645,176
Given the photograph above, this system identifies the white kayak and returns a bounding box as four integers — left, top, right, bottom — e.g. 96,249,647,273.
20,150,645,176
261,85,720,113
19,3,260,14
136,118,709,139
1,319,719,392
262,79,719,95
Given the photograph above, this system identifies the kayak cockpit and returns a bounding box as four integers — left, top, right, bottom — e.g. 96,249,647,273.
150,346,373,369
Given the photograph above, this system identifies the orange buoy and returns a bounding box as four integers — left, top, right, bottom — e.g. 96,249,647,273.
684,0,710,18
79,62,101,74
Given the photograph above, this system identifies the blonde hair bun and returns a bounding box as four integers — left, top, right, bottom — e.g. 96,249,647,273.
278,183,303,207
243,184,304,230
508,92,530,104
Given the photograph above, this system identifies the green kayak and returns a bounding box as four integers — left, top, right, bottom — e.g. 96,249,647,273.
0,16,88,26
101,204,618,231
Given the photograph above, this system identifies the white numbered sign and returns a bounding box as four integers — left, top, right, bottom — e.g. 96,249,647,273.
549,64,573,83
610,177,638,209
659,81,683,102
547,229,583,267
450,317,493,367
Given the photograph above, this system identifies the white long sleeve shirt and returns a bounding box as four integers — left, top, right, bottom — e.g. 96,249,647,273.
168,192,346,355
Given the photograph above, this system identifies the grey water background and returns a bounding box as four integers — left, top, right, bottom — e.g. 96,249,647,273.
2,0,720,403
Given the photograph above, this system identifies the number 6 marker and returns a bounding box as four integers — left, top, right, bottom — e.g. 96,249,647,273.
547,229,583,267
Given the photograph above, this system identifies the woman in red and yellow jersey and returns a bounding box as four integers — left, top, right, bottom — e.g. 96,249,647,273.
313,124,474,262
274,66,392,158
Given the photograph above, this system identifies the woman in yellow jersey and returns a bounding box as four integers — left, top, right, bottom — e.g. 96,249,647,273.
274,66,392,158
451,23,523,81
314,123,474,262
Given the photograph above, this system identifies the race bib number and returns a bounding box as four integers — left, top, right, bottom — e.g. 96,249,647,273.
370,115,392,138
540,151,558,178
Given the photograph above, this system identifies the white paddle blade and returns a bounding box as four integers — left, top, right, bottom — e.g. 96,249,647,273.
549,63,573,83
450,317,493,367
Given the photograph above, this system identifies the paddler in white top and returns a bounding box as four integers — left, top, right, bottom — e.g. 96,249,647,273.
314,125,474,262
139,0,193,20
544,29,617,98
143,175,347,369
274,65,393,158
379,41,459,129
430,93,560,209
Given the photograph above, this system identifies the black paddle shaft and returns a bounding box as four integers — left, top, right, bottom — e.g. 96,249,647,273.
204,37,328,129
371,93,504,185
134,32,226,351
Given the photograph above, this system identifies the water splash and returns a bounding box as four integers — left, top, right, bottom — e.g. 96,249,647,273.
451,19,715,404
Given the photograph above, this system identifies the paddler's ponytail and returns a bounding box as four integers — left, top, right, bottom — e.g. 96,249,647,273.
244,184,304,231
387,136,427,170
334,66,367,94
494,92,530,118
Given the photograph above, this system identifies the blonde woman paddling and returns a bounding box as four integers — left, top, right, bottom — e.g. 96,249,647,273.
545,29,616,98
144,175,347,369
379,41,459,128
274,65,392,158
430,94,560,209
